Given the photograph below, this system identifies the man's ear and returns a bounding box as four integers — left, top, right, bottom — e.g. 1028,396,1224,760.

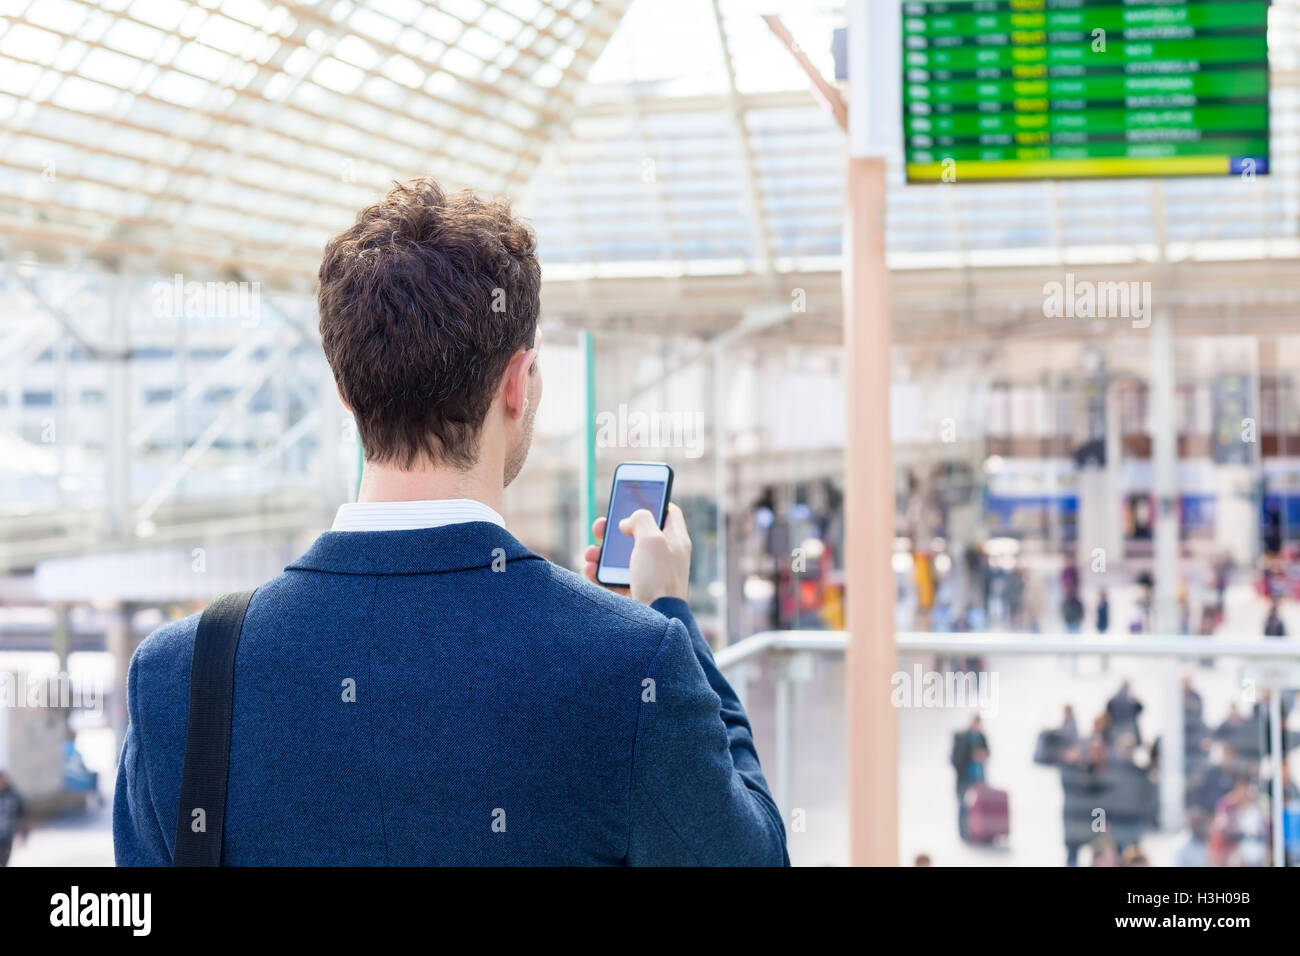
335,383,353,414
502,347,537,420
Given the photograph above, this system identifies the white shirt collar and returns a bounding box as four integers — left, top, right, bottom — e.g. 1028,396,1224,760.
331,498,505,532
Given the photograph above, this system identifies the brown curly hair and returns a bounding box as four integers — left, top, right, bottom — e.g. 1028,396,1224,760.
317,177,540,468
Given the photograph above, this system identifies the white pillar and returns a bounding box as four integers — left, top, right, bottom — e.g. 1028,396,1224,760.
1269,690,1284,867
106,277,132,538
107,602,132,758
1150,309,1185,832
0,689,9,769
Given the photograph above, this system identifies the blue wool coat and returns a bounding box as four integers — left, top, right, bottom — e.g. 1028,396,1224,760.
114,522,788,866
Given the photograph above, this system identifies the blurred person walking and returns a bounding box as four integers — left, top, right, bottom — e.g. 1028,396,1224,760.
1106,681,1144,746
1214,704,1263,762
1175,809,1212,867
951,715,990,840
1210,773,1269,867
0,771,27,866
1264,599,1286,638
1059,704,1079,747
1034,704,1078,767
1062,591,1084,635
1105,733,1157,854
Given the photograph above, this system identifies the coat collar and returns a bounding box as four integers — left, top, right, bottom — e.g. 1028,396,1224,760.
286,521,544,576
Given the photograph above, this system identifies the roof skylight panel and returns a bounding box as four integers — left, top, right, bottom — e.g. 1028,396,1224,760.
419,36,446,62
320,117,364,153
333,33,378,70
383,53,422,88
195,12,256,55
496,98,534,131
386,113,429,148
493,43,519,72
389,24,424,57
548,41,575,72
190,203,245,236
176,4,209,40
496,0,541,22
439,45,482,80
443,0,487,23
361,73,400,106
512,24,536,49
479,6,518,39
218,0,271,25
2,23,63,66
531,32,557,59
369,0,421,28
84,156,146,197
532,61,560,87
349,7,400,45
405,94,452,127
311,56,363,94
457,25,501,62
122,0,183,33
25,0,90,34
424,69,457,97
279,41,313,77
414,6,461,44
53,73,123,112
102,18,166,59
551,16,574,41
275,103,322,140
172,39,233,81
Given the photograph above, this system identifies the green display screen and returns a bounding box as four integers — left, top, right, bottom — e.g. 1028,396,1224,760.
901,0,1271,182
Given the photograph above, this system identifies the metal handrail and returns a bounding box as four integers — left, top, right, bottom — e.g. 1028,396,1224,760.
714,631,844,669
897,633,1300,657
715,629,1300,670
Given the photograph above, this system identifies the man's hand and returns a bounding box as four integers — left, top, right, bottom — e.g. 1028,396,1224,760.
583,503,692,606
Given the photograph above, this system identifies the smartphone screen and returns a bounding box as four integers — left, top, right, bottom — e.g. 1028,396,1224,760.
596,462,673,586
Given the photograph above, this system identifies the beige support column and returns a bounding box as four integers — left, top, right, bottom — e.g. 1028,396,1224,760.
843,154,898,866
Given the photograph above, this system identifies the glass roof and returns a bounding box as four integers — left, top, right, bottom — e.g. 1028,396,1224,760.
0,0,628,281
1,0,1298,284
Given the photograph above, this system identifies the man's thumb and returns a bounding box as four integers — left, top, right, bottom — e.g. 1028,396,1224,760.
618,508,660,539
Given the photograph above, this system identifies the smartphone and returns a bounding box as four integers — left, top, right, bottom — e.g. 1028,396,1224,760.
595,461,674,587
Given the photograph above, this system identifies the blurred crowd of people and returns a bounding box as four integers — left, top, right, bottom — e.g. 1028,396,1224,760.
1039,683,1157,866
905,541,1294,642
1179,680,1297,867
1030,679,1295,866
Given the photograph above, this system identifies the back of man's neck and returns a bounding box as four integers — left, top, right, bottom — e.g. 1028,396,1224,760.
357,463,503,515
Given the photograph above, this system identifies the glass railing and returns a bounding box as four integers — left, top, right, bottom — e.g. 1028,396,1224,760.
719,631,1300,867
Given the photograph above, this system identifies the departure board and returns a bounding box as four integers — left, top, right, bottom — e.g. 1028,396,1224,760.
902,0,1271,182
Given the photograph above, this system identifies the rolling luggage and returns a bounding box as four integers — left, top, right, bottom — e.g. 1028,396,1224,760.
1033,730,1062,766
964,783,1010,843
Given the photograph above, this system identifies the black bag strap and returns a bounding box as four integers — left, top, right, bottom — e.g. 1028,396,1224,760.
173,589,256,867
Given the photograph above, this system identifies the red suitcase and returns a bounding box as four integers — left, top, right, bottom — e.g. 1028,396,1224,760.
965,783,1010,843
